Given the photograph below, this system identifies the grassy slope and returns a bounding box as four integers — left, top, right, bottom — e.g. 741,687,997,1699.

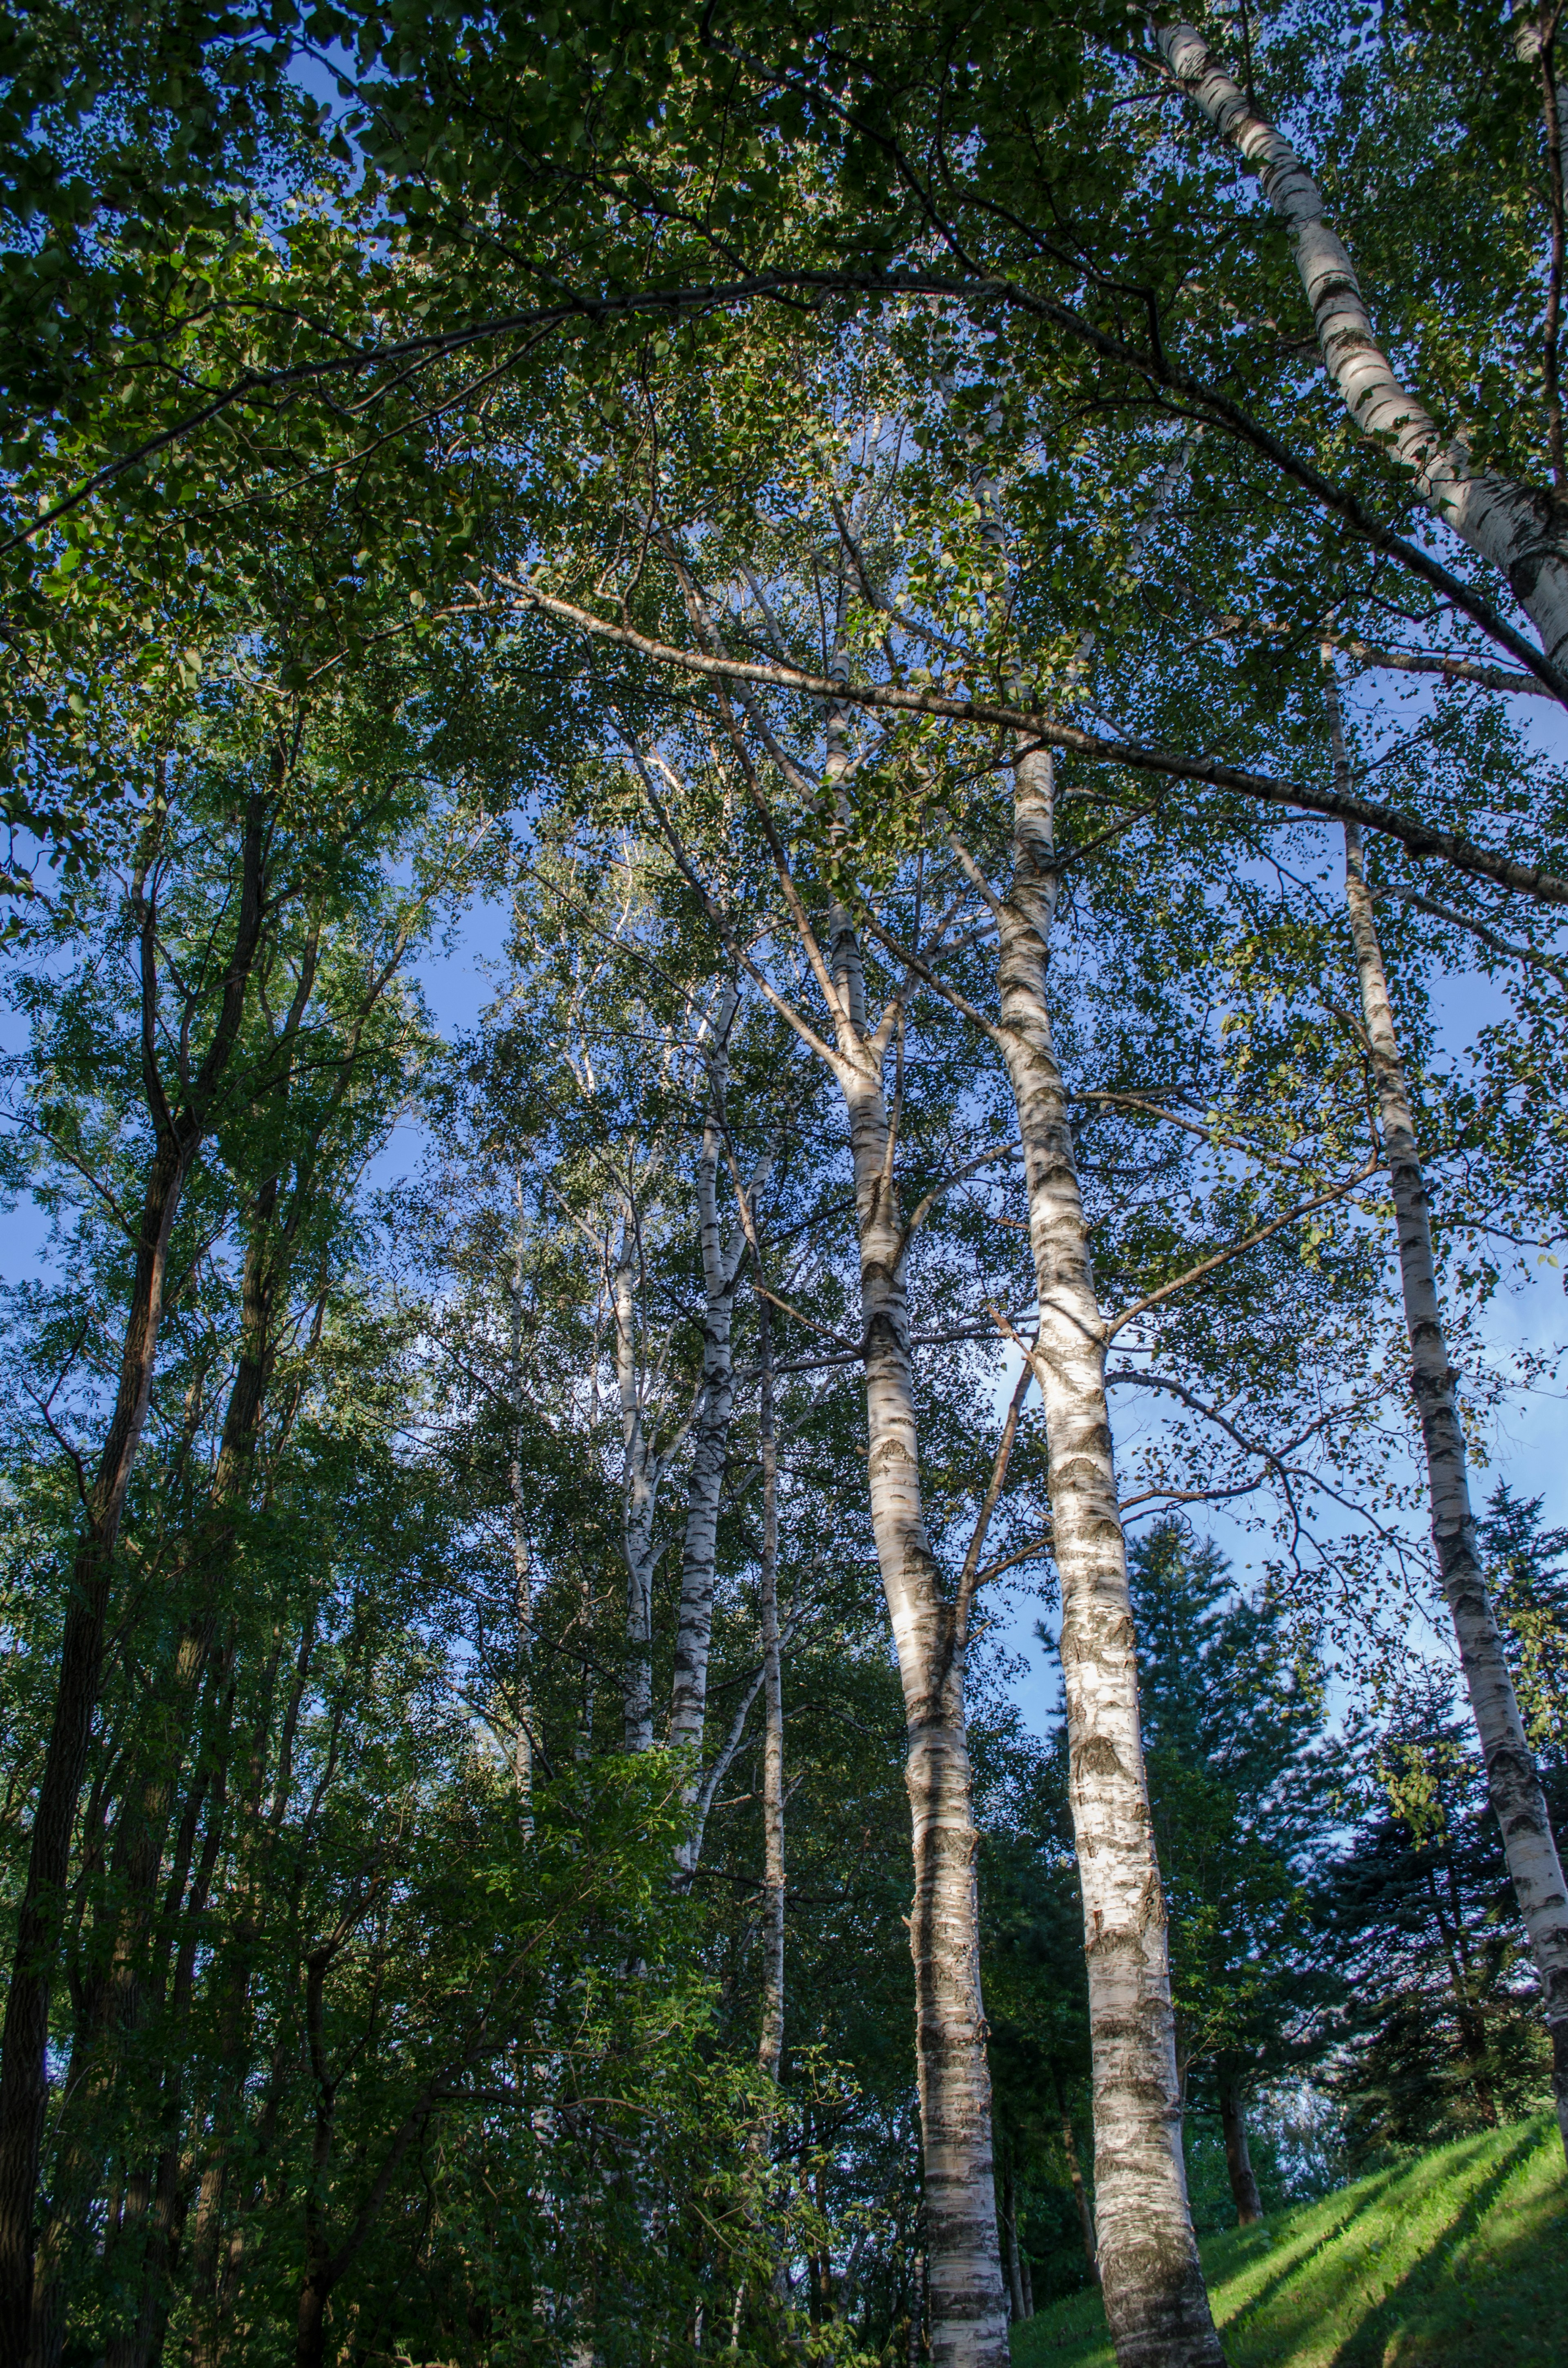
1011,2115,1567,2368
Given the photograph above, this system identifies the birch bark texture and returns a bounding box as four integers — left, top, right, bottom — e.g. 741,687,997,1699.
1327,682,1568,2157
819,747,1011,2368
755,1284,786,2092
962,425,1220,2363
1160,22,1568,679
995,749,1222,2368
506,1183,535,1822
615,1218,662,1754
644,562,1009,2366
670,992,757,1873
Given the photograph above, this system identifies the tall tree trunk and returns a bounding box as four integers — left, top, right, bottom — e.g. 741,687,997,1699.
830,921,1009,2368
1216,2078,1263,2228
506,1185,534,1824
996,745,1221,2368
663,568,1009,2366
27,1128,307,2368
615,1224,659,1754
1331,682,1568,2158
670,998,749,1869
0,793,266,2363
188,1586,317,2364
1160,22,1568,684
755,1288,785,2091
102,1704,230,2368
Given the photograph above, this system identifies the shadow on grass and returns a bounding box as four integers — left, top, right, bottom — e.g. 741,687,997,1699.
1210,2166,1404,2339
1218,2122,1556,2368
1330,2126,1566,2368
1011,2118,1567,2368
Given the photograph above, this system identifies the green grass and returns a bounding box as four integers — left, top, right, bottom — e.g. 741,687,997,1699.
1011,2115,1568,2368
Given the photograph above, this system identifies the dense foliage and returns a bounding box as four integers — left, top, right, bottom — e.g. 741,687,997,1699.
4,4,1568,2366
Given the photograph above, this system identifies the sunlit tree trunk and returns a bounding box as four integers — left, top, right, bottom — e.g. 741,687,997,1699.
654,571,1010,2366
818,727,1010,2368
992,744,1219,2366
954,390,1223,2368
1161,22,1568,681
1329,680,1568,2159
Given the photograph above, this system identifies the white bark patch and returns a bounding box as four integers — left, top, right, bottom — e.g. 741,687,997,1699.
997,749,1224,2366
1162,22,1568,673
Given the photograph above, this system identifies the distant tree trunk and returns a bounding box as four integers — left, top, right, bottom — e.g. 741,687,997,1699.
1051,2066,1098,2284
671,994,757,1874
506,1184,534,1824
1162,22,1568,689
1329,669,1568,2163
755,1289,786,2090
1216,2079,1263,2227
994,746,1219,2368
615,1222,659,1754
1000,2157,1026,2323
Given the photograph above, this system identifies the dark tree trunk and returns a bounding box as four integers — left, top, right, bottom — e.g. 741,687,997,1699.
1051,2067,1098,2283
1000,2158,1026,2323
0,794,266,2358
1217,2079,1263,2227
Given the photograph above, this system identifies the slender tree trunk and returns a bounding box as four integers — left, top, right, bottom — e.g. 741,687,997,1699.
1216,2080,1263,2228
669,572,1009,2366
829,926,1009,2368
0,794,266,2360
756,1289,785,2090
1000,2158,1026,2323
671,1010,749,1866
189,1594,316,2362
1051,2067,1098,2283
992,745,1219,2368
506,1185,534,1824
615,1227,659,1754
27,1169,294,2367
1161,22,1568,681
1331,683,1568,2160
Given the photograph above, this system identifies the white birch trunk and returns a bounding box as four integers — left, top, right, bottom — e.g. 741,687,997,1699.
1160,22,1568,676
995,747,1223,2368
671,994,757,1871
840,1039,1009,2368
1328,685,1568,2156
818,649,1010,2368
615,1224,658,1755
757,1288,786,2089
506,1191,534,1826
962,417,1218,2363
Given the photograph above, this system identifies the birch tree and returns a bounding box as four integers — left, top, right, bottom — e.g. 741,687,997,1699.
1325,662,1568,2156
